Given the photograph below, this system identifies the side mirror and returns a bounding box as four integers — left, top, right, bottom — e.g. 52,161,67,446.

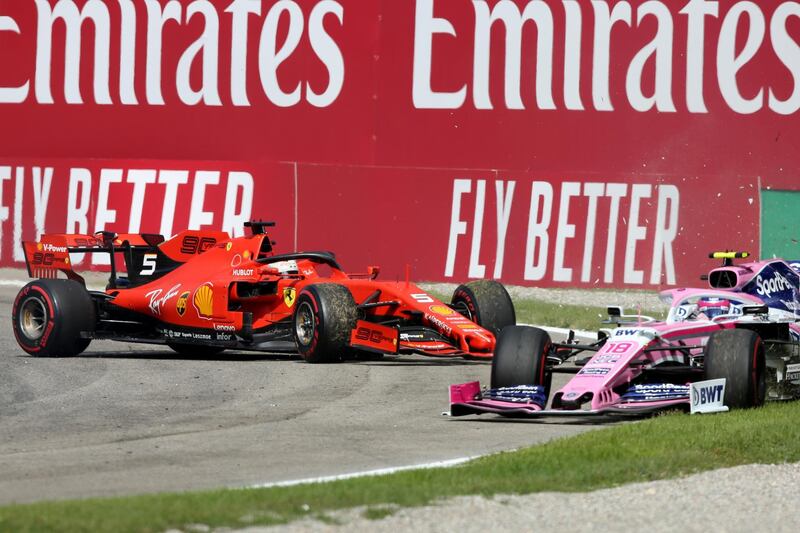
742,304,768,315
607,306,623,317
367,266,380,280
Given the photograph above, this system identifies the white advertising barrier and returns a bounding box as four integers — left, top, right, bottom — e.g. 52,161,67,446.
690,379,729,414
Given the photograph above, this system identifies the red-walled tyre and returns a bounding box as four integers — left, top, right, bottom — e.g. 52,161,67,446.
491,326,551,393
704,328,766,408
293,283,357,363
12,279,95,357
451,280,516,337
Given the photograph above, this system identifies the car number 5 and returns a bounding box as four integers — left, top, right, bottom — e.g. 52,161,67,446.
141,254,157,276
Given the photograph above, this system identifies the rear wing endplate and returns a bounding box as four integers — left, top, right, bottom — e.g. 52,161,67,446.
22,232,163,286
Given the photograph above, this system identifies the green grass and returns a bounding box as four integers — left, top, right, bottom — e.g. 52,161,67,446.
3,402,800,533
427,289,663,331
512,299,664,331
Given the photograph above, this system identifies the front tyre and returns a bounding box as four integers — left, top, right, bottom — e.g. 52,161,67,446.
491,325,551,393
12,279,95,357
294,284,357,363
451,280,516,337
704,328,766,409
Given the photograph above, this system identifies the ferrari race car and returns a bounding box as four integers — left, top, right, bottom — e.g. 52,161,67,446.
12,222,515,361
450,252,800,417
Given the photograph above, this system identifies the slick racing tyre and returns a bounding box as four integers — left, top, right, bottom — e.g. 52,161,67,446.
294,283,358,363
704,328,766,409
167,343,226,357
451,280,516,337
491,326,551,393
12,279,95,357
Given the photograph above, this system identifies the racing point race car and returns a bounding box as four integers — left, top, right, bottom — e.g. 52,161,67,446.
12,222,515,362
450,252,800,417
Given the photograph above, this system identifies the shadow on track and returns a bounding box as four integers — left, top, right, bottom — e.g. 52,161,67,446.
356,358,488,367
443,415,633,426
18,350,294,362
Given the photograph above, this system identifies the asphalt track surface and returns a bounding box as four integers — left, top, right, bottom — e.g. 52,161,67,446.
0,283,606,505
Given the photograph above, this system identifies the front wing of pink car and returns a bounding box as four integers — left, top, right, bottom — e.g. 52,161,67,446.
448,381,692,418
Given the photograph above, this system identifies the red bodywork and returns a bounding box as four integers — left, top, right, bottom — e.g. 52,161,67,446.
21,225,496,358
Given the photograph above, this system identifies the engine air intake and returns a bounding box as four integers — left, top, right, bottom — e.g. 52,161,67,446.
709,269,739,289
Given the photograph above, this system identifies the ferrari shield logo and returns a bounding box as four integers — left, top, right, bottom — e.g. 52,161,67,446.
283,287,297,308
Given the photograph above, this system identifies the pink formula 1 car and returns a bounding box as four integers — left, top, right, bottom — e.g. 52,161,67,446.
450,252,800,417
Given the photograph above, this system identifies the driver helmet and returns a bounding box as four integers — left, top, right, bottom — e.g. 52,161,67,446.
267,259,299,274
697,297,731,319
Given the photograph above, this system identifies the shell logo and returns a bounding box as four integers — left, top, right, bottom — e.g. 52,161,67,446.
36,243,43,251
176,291,190,316
193,283,214,319
429,305,454,316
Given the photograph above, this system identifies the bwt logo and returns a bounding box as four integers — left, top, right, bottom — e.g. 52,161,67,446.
692,384,724,406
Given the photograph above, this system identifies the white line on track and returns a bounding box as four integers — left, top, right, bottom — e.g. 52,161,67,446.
0,280,26,287
246,456,481,489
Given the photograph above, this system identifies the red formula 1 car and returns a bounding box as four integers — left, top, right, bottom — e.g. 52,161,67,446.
12,222,515,362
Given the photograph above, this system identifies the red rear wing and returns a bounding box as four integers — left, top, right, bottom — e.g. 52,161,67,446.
22,238,72,279
22,233,152,280
22,230,231,281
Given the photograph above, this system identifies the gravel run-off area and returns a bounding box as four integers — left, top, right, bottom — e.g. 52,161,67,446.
234,462,800,533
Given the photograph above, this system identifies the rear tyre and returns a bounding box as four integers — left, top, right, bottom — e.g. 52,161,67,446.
12,279,95,357
166,343,226,357
451,280,516,337
704,328,766,409
491,325,551,393
294,283,358,363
